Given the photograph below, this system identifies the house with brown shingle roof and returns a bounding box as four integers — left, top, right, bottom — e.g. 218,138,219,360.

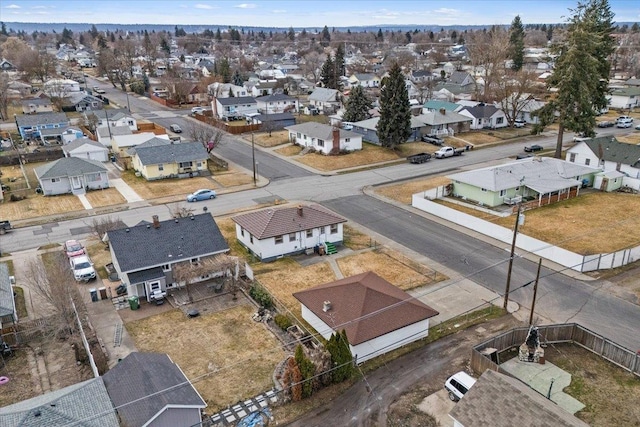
232,204,347,262
293,271,439,363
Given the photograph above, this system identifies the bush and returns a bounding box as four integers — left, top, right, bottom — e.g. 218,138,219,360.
249,283,273,309
274,314,292,331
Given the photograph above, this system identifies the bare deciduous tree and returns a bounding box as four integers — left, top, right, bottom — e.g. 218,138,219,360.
0,73,9,120
302,51,325,83
187,121,224,153
466,28,510,102
495,70,542,126
91,216,126,240
171,203,195,218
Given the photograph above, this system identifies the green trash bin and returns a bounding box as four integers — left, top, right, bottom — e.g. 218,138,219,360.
128,296,139,310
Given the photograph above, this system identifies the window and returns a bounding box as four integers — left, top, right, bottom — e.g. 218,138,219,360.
196,162,202,168
569,153,576,162
87,173,101,182
289,232,296,241
179,161,193,168
481,188,487,192
162,264,171,271
191,257,199,264
496,117,504,124
330,224,338,234
275,235,283,244
250,235,254,244
51,178,60,183
241,228,245,237
499,189,506,197
296,132,301,138
317,139,324,147
585,158,591,166
128,120,134,126
306,229,313,238
345,138,350,142
158,164,164,171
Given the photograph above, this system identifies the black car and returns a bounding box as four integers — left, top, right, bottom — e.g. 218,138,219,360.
524,144,543,153
597,121,614,128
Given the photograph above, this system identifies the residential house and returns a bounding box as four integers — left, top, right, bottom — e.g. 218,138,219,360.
0,263,17,328
624,78,640,87
0,58,16,71
348,73,380,88
207,82,248,98
60,127,85,144
250,80,278,97
34,157,109,196
97,125,132,147
187,84,208,104
422,100,460,113
130,140,209,180
449,370,588,427
107,214,229,301
608,87,640,110
459,104,508,129
214,96,258,120
0,378,119,427
199,59,216,77
417,110,472,137
308,88,342,114
15,112,69,140
8,80,33,97
449,70,475,87
60,92,104,112
410,69,436,83
39,125,83,145
566,137,640,191
498,94,545,124
447,157,600,208
248,112,296,130
285,122,362,155
62,137,109,162
111,132,168,157
293,271,439,363
232,204,347,262
92,108,137,131
255,93,299,114
21,97,54,114
102,352,207,427
42,78,81,97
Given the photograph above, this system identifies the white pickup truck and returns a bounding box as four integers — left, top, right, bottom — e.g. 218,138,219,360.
434,146,465,159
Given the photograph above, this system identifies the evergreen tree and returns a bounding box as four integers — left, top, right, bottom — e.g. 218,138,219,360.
321,25,331,46
376,62,411,150
89,24,98,38
631,22,639,33
343,85,372,123
232,69,243,86
377,28,384,41
546,24,554,41
335,43,345,77
216,57,231,83
160,38,170,55
509,15,525,71
533,0,615,158
97,34,107,49
326,331,353,383
287,26,295,41
320,56,337,89
215,28,222,42
429,31,434,41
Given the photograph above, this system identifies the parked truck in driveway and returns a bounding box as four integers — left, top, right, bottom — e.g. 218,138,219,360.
434,146,464,158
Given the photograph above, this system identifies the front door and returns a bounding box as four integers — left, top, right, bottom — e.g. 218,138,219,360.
71,175,82,189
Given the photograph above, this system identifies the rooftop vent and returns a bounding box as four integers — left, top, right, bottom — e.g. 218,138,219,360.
152,215,160,229
323,300,332,312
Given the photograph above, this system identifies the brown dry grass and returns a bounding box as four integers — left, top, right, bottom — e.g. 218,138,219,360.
343,224,374,250
121,170,218,199
212,167,254,187
455,132,502,145
251,130,290,147
395,142,440,156
440,193,640,255
616,133,640,145
0,194,84,221
545,343,640,426
84,188,126,208
376,177,452,205
336,249,440,290
84,237,113,278
275,144,303,157
258,262,336,319
126,306,285,412
296,143,400,171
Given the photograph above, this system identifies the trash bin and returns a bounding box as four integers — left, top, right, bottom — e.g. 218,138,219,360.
98,287,107,300
89,288,98,302
128,296,139,310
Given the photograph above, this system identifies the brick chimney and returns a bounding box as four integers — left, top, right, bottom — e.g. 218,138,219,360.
332,127,340,152
439,108,446,115
152,215,160,229
297,205,303,216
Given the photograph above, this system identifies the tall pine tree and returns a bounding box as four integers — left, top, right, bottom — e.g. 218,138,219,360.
533,0,614,158
376,62,411,150
335,44,345,78
320,56,337,89
509,15,525,71
343,85,372,123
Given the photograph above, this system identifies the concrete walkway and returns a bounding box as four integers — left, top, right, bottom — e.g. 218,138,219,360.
77,193,93,210
110,178,144,203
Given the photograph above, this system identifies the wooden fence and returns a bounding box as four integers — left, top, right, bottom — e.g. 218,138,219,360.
194,113,261,135
471,323,640,378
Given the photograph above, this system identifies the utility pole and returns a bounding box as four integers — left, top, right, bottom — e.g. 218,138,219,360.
251,131,256,186
529,258,542,325
504,203,522,310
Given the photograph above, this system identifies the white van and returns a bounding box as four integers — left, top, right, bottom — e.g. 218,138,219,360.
444,371,476,401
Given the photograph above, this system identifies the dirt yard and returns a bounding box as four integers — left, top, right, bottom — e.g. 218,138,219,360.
454,132,502,145
212,167,254,187
120,170,219,200
249,130,290,147
616,133,640,144
84,188,126,208
295,143,401,171
376,176,452,205
274,144,303,157
343,224,375,250
126,305,285,411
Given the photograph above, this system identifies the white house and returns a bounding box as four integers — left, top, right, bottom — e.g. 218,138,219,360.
62,137,110,162
60,127,85,144
255,93,299,114
232,204,347,262
293,271,439,363
92,109,137,131
608,87,640,110
214,96,258,120
42,78,81,97
459,104,508,129
96,125,132,146
111,132,169,157
285,122,362,155
308,88,342,113
348,73,380,88
34,157,109,196
207,82,248,98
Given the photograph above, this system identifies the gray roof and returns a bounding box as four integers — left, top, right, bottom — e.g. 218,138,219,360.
309,87,339,103
434,82,475,95
417,111,472,126
449,370,588,427
134,141,208,166
107,213,229,272
216,96,256,106
285,122,360,141
21,98,52,106
255,93,296,103
624,78,640,87
253,112,295,122
102,352,206,427
127,267,165,284
64,92,103,106
15,112,68,128
34,157,107,180
582,137,640,167
232,204,346,239
460,104,501,119
63,137,108,153
0,377,119,427
449,71,472,85
0,263,15,318
127,137,174,155
92,108,131,120
611,87,640,97
448,157,600,194
97,125,132,138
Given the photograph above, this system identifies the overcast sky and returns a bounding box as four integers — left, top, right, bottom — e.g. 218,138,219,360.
1,0,639,27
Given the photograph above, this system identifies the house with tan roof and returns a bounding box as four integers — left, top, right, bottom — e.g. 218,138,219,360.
293,271,439,363
232,204,347,262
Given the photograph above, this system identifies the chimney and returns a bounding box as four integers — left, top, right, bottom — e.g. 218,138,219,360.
439,108,446,115
323,301,332,312
297,205,303,216
332,127,340,152
152,215,160,229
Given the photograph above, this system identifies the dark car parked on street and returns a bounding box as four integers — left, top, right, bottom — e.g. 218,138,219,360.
524,144,543,153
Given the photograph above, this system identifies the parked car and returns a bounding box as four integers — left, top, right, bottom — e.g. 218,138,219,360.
186,189,217,202
92,86,105,94
513,120,526,128
191,106,204,115
421,135,445,145
69,255,96,282
169,124,182,133
63,239,85,258
434,146,464,158
616,115,634,123
0,220,12,235
524,144,543,152
445,371,477,402
617,119,633,128
635,124,640,131
597,120,614,128
342,122,354,131
573,133,597,142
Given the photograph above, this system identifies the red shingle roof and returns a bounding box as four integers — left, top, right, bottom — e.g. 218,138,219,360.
293,272,439,345
231,204,346,239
